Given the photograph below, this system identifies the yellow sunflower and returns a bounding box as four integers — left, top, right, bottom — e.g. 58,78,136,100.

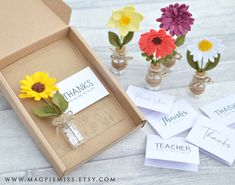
19,72,58,101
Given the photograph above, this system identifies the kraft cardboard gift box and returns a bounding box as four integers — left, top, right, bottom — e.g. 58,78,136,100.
0,0,146,176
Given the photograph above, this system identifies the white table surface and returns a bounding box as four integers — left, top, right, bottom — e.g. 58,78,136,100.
1,0,235,184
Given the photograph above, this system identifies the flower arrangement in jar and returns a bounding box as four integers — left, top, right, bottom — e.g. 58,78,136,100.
156,3,194,71
19,72,85,149
138,29,176,90
107,5,143,75
186,37,224,96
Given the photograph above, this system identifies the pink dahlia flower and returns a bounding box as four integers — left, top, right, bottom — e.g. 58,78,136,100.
156,3,194,36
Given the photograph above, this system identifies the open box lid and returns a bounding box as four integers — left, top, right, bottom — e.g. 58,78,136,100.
0,0,71,69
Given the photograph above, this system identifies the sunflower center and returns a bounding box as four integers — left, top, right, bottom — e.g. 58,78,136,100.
120,15,130,26
152,37,162,45
31,82,45,93
198,40,213,52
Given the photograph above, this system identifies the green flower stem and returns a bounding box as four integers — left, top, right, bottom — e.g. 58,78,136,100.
42,98,49,104
200,59,203,72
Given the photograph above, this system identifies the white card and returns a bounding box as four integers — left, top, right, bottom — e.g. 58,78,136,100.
186,116,235,166
144,99,198,139
200,93,235,126
126,85,175,114
57,67,109,114
145,135,199,171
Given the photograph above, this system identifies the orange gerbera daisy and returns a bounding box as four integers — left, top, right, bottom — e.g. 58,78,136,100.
138,29,176,59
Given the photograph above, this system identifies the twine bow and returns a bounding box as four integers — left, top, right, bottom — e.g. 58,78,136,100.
110,48,133,62
52,113,74,136
189,75,213,87
174,52,182,60
148,64,167,77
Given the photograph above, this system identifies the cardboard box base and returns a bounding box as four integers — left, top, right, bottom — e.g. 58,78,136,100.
0,27,145,176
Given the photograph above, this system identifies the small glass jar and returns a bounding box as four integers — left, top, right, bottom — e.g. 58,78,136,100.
60,119,85,149
52,113,85,149
161,52,182,72
110,47,132,75
145,63,162,91
189,71,212,97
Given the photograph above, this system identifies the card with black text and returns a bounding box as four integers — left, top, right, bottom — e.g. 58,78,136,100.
57,67,109,114
145,135,200,171
200,93,235,126
186,116,235,166
143,99,198,139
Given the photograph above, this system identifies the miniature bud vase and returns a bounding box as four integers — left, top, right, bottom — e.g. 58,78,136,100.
145,63,162,90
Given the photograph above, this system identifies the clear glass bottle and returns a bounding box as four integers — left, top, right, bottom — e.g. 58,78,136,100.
110,46,132,75
161,52,182,72
52,113,86,149
60,119,85,149
189,71,212,97
145,63,162,91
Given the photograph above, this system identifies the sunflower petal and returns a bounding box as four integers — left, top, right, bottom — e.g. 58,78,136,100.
34,95,42,101
19,94,31,99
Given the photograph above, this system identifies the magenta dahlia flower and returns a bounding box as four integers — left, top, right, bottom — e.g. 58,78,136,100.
156,3,194,36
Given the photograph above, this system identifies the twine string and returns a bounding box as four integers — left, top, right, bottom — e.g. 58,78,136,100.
52,113,75,136
189,75,213,87
110,48,133,63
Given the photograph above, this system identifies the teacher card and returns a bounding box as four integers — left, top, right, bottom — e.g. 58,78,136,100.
200,93,235,126
145,135,200,171
144,99,198,139
186,116,235,166
126,85,175,114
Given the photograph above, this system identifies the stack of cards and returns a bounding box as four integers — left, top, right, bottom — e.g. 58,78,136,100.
126,86,198,139
126,85,199,171
126,85,235,171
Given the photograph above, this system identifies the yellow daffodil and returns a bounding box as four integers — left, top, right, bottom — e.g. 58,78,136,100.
107,5,143,36
19,72,58,101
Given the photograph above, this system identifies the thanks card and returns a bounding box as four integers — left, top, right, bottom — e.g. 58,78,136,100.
126,85,175,114
145,135,199,171
144,99,198,139
200,93,235,126
186,116,235,166
57,67,109,114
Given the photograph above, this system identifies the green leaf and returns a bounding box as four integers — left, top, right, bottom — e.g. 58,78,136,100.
52,92,68,114
175,35,186,47
108,31,121,48
121,32,134,46
141,53,148,57
33,105,59,117
186,50,199,71
204,54,221,71
146,56,151,61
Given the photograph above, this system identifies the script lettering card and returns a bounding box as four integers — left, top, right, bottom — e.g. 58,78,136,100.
145,99,198,139
186,116,235,166
145,135,199,171
126,85,175,114
57,67,109,114
200,93,235,126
